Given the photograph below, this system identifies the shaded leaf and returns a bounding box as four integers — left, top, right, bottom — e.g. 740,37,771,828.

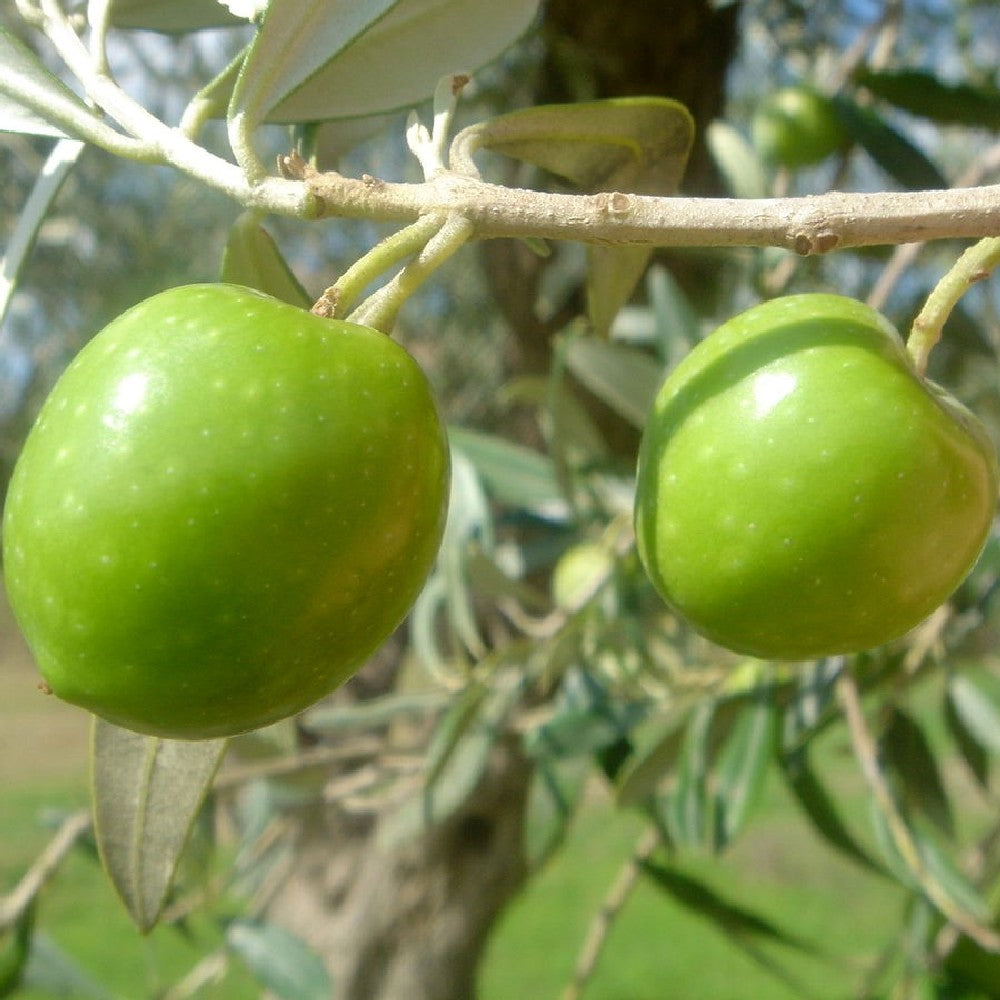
615,699,698,806
380,666,525,846
220,214,312,308
227,920,332,1000
0,899,34,998
947,668,1000,756
645,263,702,366
944,684,990,788
91,718,228,932
111,0,244,30
20,934,111,999
523,754,590,871
524,668,651,759
663,701,714,849
780,749,884,874
881,706,953,837
855,67,1000,130
641,861,822,955
563,335,663,429
832,94,948,190
713,694,777,850
945,931,1000,999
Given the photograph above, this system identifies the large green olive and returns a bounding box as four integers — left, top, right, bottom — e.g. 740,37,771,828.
634,294,997,660
3,284,449,738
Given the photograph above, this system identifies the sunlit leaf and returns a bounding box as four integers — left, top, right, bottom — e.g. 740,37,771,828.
615,699,698,806
220,213,312,308
855,67,1000,130
456,98,693,335
231,0,540,128
91,718,228,932
713,694,776,850
706,119,768,200
448,425,568,519
227,920,332,1000
0,29,109,140
1,139,84,331
947,668,1000,756
562,335,663,429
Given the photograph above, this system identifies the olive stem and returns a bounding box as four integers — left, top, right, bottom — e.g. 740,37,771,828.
347,213,476,333
560,825,663,1000
907,237,1000,375
836,667,1000,954
311,213,448,319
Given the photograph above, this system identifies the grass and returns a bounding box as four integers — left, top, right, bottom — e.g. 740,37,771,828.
0,605,979,999
479,758,907,1000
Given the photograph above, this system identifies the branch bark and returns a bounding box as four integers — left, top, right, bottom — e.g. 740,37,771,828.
285,156,1000,253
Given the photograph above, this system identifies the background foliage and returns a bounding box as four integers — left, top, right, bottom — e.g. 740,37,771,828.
3,1,1000,998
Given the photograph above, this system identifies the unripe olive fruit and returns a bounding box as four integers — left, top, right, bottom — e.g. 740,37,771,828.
752,86,846,168
634,294,997,660
2,284,449,739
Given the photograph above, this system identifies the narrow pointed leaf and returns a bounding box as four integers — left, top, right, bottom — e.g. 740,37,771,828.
616,699,698,806
641,861,820,952
2,138,84,330
780,750,884,873
458,99,692,335
855,67,1000,130
944,684,990,788
91,718,228,932
227,920,332,1000
111,0,244,30
524,754,590,870
563,335,663,428
713,695,776,850
220,214,312,308
232,0,540,127
230,0,398,131
881,706,953,837
947,668,1000,756
832,94,948,190
0,29,112,141
449,425,568,518
706,119,768,199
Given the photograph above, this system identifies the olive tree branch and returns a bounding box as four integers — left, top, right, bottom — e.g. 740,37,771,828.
284,155,1000,252
836,668,1000,954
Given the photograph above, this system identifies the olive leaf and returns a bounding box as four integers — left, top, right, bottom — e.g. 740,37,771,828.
220,213,313,308
454,98,694,335
228,0,540,130
91,718,228,932
226,919,333,1000
110,0,244,30
0,29,116,142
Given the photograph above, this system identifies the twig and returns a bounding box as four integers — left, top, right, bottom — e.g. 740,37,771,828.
0,809,92,928
836,668,1000,954
288,158,1000,252
560,825,662,1000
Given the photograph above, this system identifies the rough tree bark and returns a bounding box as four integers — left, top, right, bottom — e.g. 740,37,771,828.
265,4,737,997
